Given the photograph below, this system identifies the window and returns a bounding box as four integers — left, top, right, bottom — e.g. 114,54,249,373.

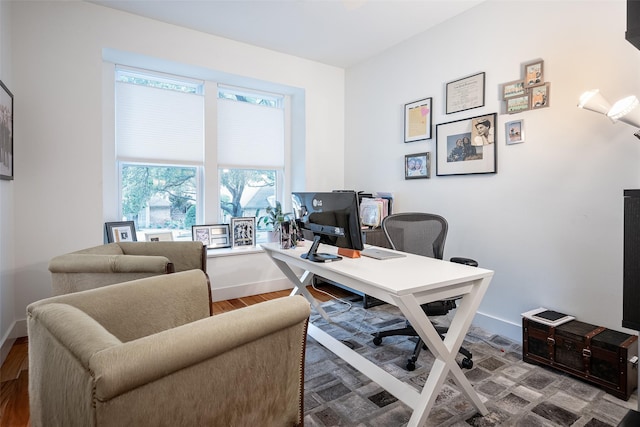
114,68,288,244
217,86,286,242
120,163,198,236
115,67,204,240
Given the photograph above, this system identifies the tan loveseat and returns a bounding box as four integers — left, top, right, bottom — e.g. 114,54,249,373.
27,269,310,427
48,241,206,295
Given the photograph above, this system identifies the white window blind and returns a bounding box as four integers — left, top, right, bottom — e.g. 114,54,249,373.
217,98,284,168
116,82,204,163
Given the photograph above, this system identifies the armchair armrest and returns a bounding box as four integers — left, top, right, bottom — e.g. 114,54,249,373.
48,254,172,274
90,295,311,400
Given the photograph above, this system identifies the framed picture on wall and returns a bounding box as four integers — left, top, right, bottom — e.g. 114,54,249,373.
505,119,525,144
524,60,544,87
405,152,430,179
105,221,137,243
445,72,485,114
506,95,530,114
0,80,14,181
404,97,432,142
529,83,551,110
502,80,525,99
435,113,497,176
192,224,231,249
231,217,256,248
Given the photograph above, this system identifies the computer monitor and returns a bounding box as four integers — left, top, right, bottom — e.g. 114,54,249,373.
292,191,365,262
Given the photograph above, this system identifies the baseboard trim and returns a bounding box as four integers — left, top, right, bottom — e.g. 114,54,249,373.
473,311,522,344
211,278,293,302
1,319,27,367
210,281,524,344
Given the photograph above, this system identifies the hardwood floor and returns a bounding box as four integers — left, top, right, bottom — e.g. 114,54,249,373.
0,283,353,426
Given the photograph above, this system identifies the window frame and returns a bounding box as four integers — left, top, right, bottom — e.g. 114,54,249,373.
110,65,292,242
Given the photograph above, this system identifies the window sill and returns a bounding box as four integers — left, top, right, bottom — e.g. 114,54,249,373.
206,245,265,258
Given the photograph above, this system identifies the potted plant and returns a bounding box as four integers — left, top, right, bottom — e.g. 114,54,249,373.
257,201,301,247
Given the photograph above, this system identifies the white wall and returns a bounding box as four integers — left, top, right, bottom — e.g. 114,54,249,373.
4,0,345,353
346,0,640,340
4,0,639,358
0,0,16,362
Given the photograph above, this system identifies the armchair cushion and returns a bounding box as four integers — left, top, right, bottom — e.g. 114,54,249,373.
28,270,310,427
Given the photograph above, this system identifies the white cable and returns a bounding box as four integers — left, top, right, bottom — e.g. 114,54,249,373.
311,281,353,314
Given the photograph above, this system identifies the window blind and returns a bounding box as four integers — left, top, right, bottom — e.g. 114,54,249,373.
116,82,204,163
217,98,284,168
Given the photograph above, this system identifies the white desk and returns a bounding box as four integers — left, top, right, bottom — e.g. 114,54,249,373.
261,242,494,427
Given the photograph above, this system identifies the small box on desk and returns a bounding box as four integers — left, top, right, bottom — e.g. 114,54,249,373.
523,316,638,400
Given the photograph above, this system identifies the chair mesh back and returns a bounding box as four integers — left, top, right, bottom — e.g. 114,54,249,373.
382,213,448,259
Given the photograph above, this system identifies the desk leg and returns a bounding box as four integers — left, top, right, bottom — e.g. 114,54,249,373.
268,257,331,322
394,277,491,426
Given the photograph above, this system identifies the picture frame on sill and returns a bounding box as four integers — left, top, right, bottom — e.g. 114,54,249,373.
404,97,432,142
529,83,550,110
0,80,14,181
502,79,526,99
405,152,430,179
145,231,174,242
524,60,544,87
105,221,137,243
192,224,231,249
435,113,497,176
446,72,485,114
505,119,525,145
506,95,530,114
231,217,256,248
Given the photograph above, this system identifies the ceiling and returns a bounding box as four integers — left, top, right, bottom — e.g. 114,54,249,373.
89,0,484,68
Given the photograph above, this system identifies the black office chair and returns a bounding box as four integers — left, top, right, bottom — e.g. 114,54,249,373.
371,212,476,371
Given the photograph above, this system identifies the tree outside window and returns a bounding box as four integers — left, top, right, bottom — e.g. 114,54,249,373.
219,168,277,241
121,164,197,239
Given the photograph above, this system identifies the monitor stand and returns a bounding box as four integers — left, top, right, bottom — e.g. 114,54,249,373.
301,235,342,263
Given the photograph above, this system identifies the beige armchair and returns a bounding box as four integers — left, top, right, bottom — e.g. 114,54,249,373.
48,241,207,295
27,269,310,427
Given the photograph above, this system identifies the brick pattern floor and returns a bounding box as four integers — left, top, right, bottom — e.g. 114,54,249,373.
303,298,637,427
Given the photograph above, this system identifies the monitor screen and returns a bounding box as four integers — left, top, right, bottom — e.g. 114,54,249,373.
292,191,364,262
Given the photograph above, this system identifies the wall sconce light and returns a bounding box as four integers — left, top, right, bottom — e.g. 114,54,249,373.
578,90,640,140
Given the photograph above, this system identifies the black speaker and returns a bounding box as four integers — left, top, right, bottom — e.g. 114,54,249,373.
623,189,640,331
627,0,640,50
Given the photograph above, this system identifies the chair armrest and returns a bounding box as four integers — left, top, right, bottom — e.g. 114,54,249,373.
90,295,311,400
118,242,206,272
48,254,172,274
28,303,122,366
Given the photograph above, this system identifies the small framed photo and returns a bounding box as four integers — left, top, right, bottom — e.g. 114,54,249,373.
192,224,231,249
505,119,525,145
404,97,432,142
436,113,497,176
405,152,430,179
506,95,530,114
446,72,485,114
502,80,525,99
0,80,13,180
524,60,544,87
105,221,137,243
231,217,256,247
145,231,174,242
529,83,550,110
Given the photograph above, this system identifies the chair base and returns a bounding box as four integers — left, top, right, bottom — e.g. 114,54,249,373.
372,324,473,371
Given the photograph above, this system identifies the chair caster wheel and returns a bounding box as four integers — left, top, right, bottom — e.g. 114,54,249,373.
406,359,416,371
373,336,382,346
461,357,473,369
